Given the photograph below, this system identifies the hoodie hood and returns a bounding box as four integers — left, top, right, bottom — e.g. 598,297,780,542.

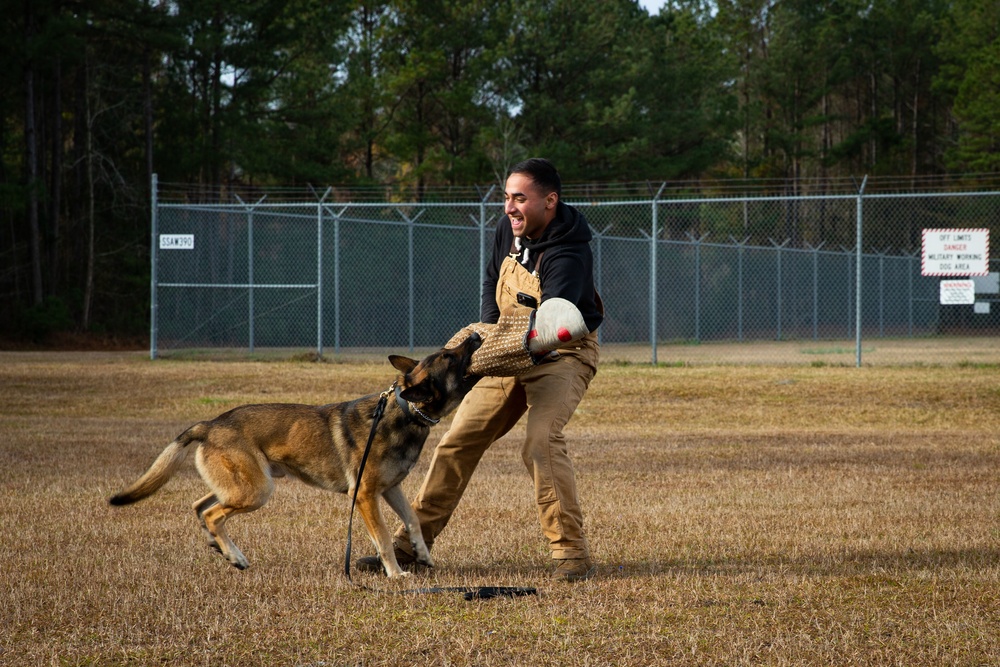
521,201,592,253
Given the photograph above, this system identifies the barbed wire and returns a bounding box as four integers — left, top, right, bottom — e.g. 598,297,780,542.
155,173,1000,204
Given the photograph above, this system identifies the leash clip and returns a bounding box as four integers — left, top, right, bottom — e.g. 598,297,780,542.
379,381,396,402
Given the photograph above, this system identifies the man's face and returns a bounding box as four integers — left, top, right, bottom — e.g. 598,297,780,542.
503,172,557,240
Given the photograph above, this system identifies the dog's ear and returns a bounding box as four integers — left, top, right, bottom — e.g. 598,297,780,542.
398,381,433,404
388,355,418,374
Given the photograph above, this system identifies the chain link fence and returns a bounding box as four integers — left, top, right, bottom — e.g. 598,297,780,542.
151,178,1000,363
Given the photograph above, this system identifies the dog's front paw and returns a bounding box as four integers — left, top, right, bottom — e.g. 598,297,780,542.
387,570,413,579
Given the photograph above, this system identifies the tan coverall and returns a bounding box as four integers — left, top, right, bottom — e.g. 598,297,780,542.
395,252,600,560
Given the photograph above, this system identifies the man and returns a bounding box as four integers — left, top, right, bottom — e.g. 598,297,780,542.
359,157,603,582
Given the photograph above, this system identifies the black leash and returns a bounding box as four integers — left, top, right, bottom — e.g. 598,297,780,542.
343,388,389,581
343,385,537,602
404,585,538,601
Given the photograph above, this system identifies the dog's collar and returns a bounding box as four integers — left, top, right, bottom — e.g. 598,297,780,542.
394,384,440,426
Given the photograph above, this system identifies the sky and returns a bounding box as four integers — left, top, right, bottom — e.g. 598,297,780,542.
638,0,668,14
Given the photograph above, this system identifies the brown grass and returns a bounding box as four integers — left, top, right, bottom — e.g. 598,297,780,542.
2,348,998,665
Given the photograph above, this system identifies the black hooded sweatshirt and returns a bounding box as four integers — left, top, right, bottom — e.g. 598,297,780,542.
481,201,603,333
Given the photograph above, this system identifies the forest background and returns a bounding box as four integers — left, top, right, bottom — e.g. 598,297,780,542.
2,0,999,344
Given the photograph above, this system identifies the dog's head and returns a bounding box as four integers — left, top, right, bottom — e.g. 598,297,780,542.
388,332,482,420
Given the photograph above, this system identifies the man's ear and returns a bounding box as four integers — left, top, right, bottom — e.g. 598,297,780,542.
546,192,558,209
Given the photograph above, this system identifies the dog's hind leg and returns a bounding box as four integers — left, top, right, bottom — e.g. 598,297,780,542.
193,494,223,554
194,444,274,570
356,486,409,578
382,484,433,567
199,503,254,569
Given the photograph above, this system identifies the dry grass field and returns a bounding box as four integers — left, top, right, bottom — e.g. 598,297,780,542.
2,341,999,666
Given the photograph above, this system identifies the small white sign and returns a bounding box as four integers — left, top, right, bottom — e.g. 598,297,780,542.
940,279,975,305
974,302,991,315
922,228,989,276
160,234,194,250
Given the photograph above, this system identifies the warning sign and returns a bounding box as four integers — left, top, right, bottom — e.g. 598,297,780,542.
921,228,989,276
939,280,975,305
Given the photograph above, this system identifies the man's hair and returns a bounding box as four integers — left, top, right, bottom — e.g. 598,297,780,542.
508,158,561,197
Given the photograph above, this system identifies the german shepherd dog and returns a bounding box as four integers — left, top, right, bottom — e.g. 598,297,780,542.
109,333,482,578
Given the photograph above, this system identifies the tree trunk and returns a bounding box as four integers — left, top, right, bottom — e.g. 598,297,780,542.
71,56,86,294
911,56,920,182
25,0,43,306
870,70,878,166
143,2,154,199
362,4,377,180
82,55,95,331
211,5,223,192
50,57,63,295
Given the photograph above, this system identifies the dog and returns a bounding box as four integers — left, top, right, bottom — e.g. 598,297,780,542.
108,333,481,578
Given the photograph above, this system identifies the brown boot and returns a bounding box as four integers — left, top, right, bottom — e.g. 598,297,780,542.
551,556,596,582
354,544,418,575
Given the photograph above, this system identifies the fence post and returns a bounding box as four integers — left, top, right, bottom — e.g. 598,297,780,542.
316,188,332,358
855,176,867,367
150,173,158,360
333,207,344,354
235,194,267,354
409,214,414,352
249,207,254,353
650,184,665,364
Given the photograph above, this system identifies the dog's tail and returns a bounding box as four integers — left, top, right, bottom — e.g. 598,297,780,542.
108,423,209,506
